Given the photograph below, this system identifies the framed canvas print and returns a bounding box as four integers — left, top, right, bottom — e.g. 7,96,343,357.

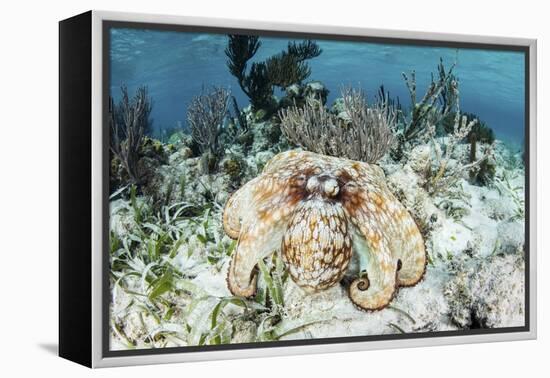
59,10,537,368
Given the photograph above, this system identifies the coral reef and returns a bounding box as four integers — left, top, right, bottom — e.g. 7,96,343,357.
108,55,526,350
387,57,478,169
265,40,322,90
109,107,525,348
225,35,322,113
187,86,230,173
387,59,496,196
421,111,492,195
110,85,153,186
279,87,396,164
225,35,271,111
399,58,458,145
280,81,330,109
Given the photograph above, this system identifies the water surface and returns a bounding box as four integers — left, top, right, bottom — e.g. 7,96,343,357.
109,28,526,145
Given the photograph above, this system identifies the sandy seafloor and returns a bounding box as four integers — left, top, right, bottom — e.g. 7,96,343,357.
108,127,526,350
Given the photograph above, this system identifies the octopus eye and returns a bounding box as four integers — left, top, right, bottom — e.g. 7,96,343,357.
343,181,359,194
292,174,307,187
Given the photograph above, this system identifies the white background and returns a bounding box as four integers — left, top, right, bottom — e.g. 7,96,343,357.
0,0,546,376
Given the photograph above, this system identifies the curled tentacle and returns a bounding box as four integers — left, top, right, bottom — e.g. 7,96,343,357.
348,228,398,311
341,160,426,310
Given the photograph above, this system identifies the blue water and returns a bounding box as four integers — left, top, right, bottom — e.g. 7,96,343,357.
110,28,525,145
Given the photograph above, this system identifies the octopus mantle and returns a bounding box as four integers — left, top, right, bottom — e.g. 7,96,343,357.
222,150,426,311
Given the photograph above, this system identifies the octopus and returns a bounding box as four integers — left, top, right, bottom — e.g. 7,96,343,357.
222,150,426,311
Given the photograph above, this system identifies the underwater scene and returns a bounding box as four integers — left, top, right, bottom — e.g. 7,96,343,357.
108,27,527,351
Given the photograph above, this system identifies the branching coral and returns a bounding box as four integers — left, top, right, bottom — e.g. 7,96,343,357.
398,58,459,146
266,53,311,90
385,57,494,195
279,87,396,164
443,112,494,142
110,85,153,185
421,102,494,195
231,96,247,130
221,96,249,145
341,87,397,162
265,41,321,90
225,35,270,110
225,35,261,79
442,111,495,164
243,63,273,111
287,40,323,61
187,86,230,172
397,57,494,168
225,35,322,111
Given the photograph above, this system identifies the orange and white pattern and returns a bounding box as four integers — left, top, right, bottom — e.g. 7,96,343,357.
223,150,426,311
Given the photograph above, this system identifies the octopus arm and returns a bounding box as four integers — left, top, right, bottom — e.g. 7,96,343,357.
388,201,427,287
369,180,426,286
222,177,260,240
348,224,398,311
226,175,296,297
227,215,288,297
346,163,426,289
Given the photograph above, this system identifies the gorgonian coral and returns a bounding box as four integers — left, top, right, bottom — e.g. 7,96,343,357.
225,35,322,111
110,85,153,186
279,87,396,164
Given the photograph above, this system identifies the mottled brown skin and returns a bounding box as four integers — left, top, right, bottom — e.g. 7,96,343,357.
282,199,352,292
223,150,426,311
